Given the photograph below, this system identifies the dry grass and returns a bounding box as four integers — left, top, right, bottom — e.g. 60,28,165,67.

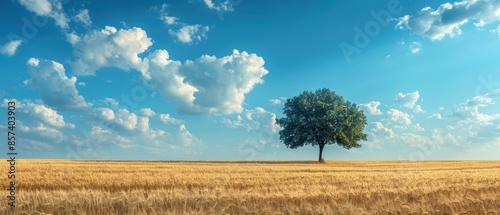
1,160,499,214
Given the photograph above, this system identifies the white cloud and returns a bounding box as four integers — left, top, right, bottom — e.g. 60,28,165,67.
87,107,203,152
450,94,498,125
428,113,443,120
177,124,202,148
18,0,52,15
360,101,382,115
414,123,425,132
89,125,135,149
387,108,412,125
203,0,235,11
30,104,75,129
162,16,178,25
143,49,198,109
409,41,422,54
396,0,500,40
370,122,396,138
66,32,80,45
363,121,396,149
394,91,420,109
158,4,178,25
146,49,268,114
137,117,150,134
1,40,22,56
168,24,210,44
414,105,424,113
491,24,500,36
159,113,183,125
222,107,281,148
269,97,287,106
157,3,209,44
70,26,152,76
139,108,156,117
269,99,282,106
74,9,92,26
18,0,69,29
95,107,115,121
19,123,64,143
100,108,138,131
222,107,280,134
103,97,119,107
66,26,265,115
25,58,90,111
8,100,75,129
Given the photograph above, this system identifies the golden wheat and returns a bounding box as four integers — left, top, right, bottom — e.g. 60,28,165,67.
1,160,499,214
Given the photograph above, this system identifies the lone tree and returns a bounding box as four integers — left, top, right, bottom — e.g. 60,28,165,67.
276,88,368,162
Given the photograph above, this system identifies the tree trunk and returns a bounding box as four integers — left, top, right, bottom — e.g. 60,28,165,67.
318,143,325,162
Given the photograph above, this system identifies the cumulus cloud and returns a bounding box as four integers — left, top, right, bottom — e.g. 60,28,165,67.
27,103,75,129
370,121,396,138
93,108,138,131
74,8,92,26
89,125,135,148
428,113,443,119
387,108,412,125
139,108,156,117
394,91,420,109
269,97,287,106
87,106,204,153
5,99,75,129
409,41,422,54
65,32,80,45
18,0,69,29
222,107,281,149
413,105,424,113
396,0,500,40
159,113,183,124
203,0,235,11
103,97,119,107
177,124,203,149
168,24,210,44
491,24,500,36
157,3,210,44
158,4,178,25
449,92,499,125
143,49,198,110
65,26,266,115
146,49,268,114
222,107,280,134
360,101,382,115
19,123,65,143
24,58,90,111
1,40,22,56
70,26,152,76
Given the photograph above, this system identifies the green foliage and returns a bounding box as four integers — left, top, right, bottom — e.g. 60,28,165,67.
276,88,368,161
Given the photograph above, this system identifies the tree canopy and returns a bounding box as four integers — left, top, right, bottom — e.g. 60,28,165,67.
275,88,368,162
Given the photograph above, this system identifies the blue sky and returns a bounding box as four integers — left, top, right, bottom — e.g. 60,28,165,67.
1,0,499,160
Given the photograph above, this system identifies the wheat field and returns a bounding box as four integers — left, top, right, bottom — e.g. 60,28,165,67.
1,160,499,214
